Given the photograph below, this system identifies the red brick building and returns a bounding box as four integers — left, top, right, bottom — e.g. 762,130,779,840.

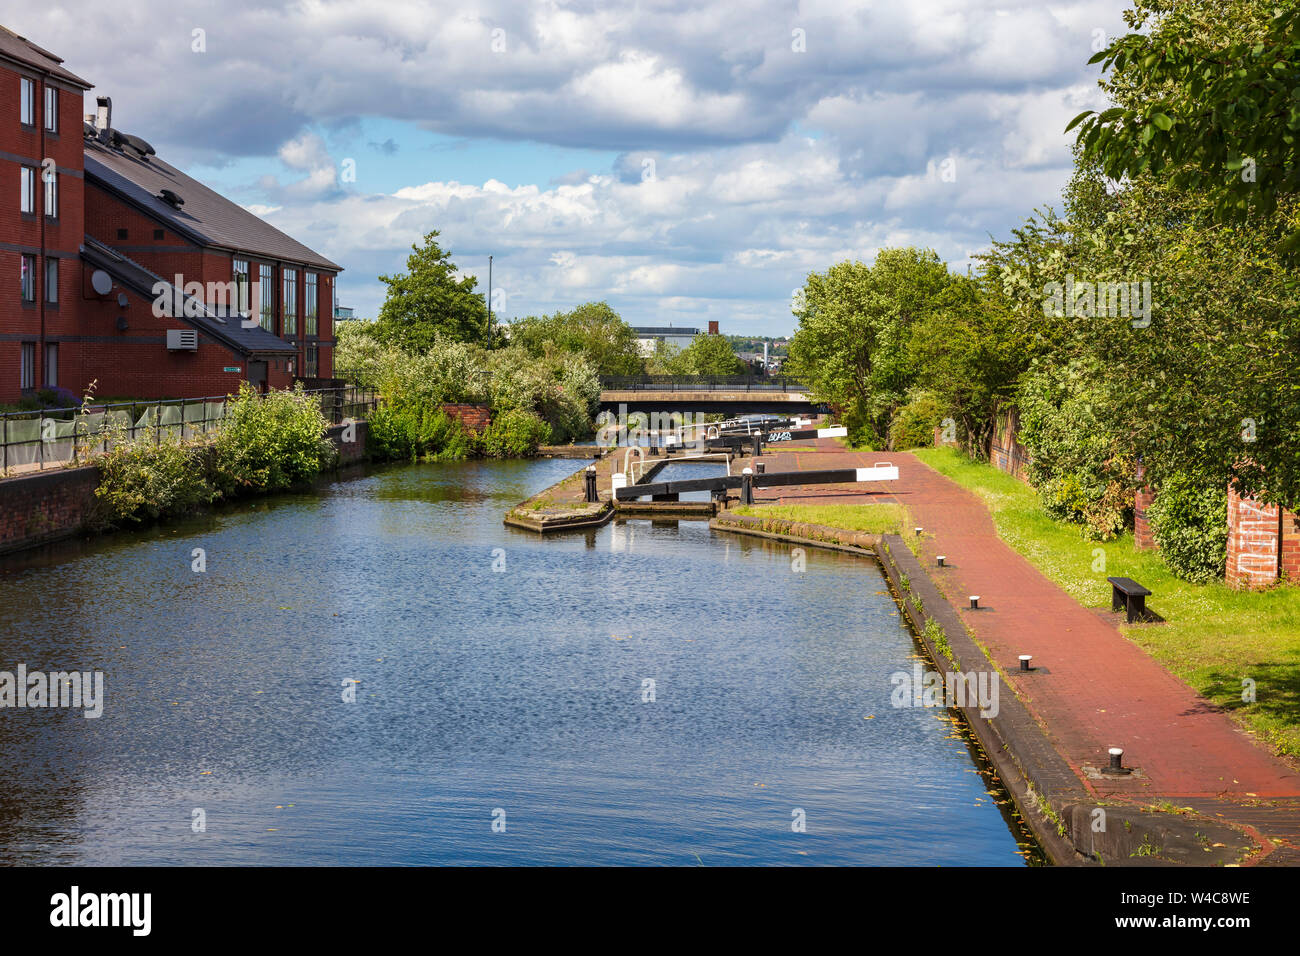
2,25,341,404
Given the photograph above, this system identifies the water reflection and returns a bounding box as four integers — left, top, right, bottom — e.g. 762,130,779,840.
0,458,1032,865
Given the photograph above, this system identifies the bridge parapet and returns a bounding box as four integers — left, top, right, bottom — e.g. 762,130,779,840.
599,375,806,393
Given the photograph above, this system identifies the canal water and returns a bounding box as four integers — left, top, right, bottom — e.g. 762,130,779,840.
0,458,1034,865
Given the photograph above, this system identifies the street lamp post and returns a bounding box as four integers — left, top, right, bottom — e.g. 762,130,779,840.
487,255,493,342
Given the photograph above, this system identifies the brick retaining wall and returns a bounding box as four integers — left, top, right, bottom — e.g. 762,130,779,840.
0,466,100,555
441,404,491,431
0,418,372,558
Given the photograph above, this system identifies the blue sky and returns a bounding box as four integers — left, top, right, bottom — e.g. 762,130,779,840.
6,0,1132,336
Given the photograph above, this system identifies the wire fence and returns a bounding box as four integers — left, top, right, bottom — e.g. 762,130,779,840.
0,385,378,478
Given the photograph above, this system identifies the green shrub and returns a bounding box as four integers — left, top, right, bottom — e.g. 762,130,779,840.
368,402,473,462
95,436,213,526
1147,475,1228,583
210,383,334,496
479,408,551,458
1018,361,1134,541
889,390,943,450
838,400,880,450
338,324,599,444
1038,471,1132,541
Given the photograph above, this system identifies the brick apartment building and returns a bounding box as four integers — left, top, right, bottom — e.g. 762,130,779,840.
1,24,341,404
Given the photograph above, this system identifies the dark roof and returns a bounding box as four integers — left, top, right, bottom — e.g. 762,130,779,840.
0,25,92,88
84,137,341,272
81,236,296,357
631,326,700,336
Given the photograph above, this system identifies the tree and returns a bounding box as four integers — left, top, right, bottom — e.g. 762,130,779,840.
787,248,954,445
506,302,644,375
374,231,488,350
673,334,744,375
644,338,683,375
1069,1,1300,245
907,273,1031,453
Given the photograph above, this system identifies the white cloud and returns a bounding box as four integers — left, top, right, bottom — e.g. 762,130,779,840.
8,0,1134,333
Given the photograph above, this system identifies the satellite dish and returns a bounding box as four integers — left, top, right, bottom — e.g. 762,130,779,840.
91,270,112,295
116,292,129,307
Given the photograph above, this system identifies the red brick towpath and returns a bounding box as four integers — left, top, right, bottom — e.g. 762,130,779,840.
750,439,1300,819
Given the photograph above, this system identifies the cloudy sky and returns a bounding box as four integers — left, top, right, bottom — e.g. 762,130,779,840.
8,0,1129,335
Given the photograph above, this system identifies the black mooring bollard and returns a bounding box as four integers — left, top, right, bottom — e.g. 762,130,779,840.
741,467,754,505
584,466,598,503
1019,654,1033,672
1102,747,1132,775
756,461,766,474
751,435,762,458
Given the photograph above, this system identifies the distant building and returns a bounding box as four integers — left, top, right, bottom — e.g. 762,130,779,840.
334,306,355,320
631,325,700,356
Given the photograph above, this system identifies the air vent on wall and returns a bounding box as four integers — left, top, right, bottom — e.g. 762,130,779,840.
166,329,198,351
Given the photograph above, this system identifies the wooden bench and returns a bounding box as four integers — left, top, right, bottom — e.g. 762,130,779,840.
1107,576,1152,623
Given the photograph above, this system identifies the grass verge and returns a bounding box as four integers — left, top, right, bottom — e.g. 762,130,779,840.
911,445,1300,759
731,502,907,535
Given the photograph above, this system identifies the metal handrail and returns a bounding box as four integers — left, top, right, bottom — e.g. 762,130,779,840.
599,375,806,392
0,384,379,478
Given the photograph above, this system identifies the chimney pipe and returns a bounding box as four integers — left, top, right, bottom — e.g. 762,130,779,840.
95,96,112,140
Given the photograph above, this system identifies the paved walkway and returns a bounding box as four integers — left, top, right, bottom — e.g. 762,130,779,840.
751,440,1300,815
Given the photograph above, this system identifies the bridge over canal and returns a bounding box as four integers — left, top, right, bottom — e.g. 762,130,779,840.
598,376,822,417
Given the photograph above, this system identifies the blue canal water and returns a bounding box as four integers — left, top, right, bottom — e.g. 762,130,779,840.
0,458,1034,865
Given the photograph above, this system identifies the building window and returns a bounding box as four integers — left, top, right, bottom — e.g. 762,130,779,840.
20,166,36,214
44,343,57,388
232,258,250,316
304,273,318,336
19,77,34,126
43,85,57,133
44,170,57,219
45,257,57,304
116,228,128,240
282,267,297,335
305,343,319,377
20,343,35,390
154,228,164,240
20,255,36,302
259,264,274,331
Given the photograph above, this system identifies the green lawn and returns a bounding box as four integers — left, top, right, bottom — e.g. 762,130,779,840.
911,446,1300,759
731,502,907,535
